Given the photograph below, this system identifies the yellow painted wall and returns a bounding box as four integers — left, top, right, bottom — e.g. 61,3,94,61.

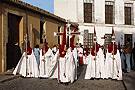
0,1,68,72
46,18,58,48
0,2,2,72
27,11,40,49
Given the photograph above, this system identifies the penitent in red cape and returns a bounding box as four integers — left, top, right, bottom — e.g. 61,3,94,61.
91,43,99,56
108,43,117,55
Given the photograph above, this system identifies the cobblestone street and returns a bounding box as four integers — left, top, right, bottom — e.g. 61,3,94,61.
0,66,125,90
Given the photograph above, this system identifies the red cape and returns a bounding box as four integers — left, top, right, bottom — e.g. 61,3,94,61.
24,42,32,55
108,43,117,55
91,43,99,56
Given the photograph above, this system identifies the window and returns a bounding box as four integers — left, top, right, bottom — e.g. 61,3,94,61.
40,21,43,43
58,26,61,44
84,3,92,23
84,0,93,23
124,3,133,25
105,2,114,24
124,34,132,46
84,30,93,49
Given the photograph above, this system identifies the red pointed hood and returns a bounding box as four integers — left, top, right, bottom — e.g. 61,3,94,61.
112,27,114,36
42,42,49,55
70,26,77,50
24,42,32,55
59,24,67,57
27,28,28,35
94,27,96,35
62,24,66,46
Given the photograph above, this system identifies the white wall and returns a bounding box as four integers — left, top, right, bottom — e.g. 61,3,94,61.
94,0,105,24
54,0,135,47
54,0,77,22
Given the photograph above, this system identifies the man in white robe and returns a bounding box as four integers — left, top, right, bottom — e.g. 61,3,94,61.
39,48,55,78
105,43,122,80
58,47,75,83
13,50,39,78
98,48,105,79
71,46,78,80
85,43,101,79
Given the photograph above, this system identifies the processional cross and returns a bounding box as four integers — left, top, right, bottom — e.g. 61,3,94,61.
53,24,80,83
93,27,97,77
24,30,28,76
111,27,115,78
42,30,46,75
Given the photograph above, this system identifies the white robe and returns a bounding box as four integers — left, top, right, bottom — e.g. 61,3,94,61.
13,50,39,78
83,55,89,65
72,48,78,80
85,49,103,79
98,48,105,79
105,50,122,80
49,50,59,79
59,48,75,83
39,48,55,78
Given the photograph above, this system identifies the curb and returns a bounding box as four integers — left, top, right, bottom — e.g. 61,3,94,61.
0,75,21,83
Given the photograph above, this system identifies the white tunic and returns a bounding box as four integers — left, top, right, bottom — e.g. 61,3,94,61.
72,48,78,80
105,50,122,80
59,49,75,83
39,48,54,78
13,50,39,78
85,48,103,79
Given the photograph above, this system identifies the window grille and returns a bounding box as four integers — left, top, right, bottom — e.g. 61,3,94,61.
105,2,115,24
84,3,92,23
124,3,133,25
84,30,93,49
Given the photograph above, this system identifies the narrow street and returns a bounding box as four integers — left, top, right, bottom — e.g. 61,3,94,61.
0,65,125,90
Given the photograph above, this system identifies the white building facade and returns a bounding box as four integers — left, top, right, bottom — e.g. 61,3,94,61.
54,0,135,48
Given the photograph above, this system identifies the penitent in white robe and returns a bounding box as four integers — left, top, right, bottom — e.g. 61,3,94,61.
13,50,39,78
59,48,75,83
85,48,104,79
98,48,105,79
49,50,59,79
72,48,78,80
39,48,55,78
105,50,122,80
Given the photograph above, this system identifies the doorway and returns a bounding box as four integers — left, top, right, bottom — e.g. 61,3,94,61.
7,13,22,70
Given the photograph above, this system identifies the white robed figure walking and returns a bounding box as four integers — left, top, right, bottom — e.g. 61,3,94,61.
105,28,122,80
105,43,122,80
85,43,101,79
13,43,39,78
72,47,78,80
39,42,55,78
59,47,75,83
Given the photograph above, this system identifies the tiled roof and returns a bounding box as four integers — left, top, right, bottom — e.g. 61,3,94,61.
1,0,79,27
2,0,66,22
